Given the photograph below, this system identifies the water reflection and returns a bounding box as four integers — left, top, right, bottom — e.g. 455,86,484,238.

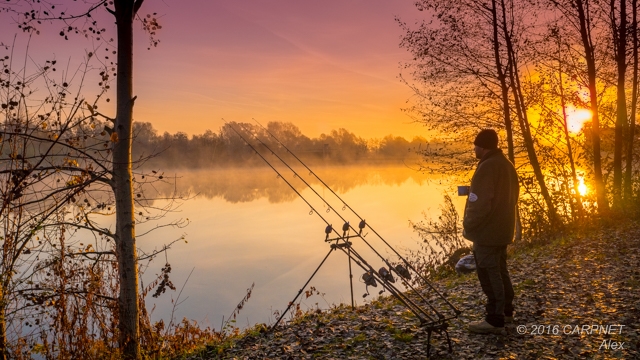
145,165,432,204
137,166,456,331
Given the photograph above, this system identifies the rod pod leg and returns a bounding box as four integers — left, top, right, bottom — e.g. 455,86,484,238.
424,323,453,358
348,247,354,310
269,247,334,331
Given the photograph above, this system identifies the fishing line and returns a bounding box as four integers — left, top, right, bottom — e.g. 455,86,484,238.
238,122,445,317
331,242,435,322
227,121,436,318
226,120,456,356
252,119,458,315
223,120,339,238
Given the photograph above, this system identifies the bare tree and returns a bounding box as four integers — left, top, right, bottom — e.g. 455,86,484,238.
624,0,639,204
558,0,611,212
0,39,188,358
0,1,162,357
400,0,559,225
0,43,113,358
610,0,628,210
497,0,560,225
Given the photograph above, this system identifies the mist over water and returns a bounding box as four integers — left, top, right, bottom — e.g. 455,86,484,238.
136,165,464,330
142,165,434,204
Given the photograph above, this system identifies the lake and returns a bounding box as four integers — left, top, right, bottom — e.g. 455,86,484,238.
136,165,468,330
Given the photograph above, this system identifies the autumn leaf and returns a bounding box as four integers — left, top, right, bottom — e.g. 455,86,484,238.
63,158,79,167
110,132,119,143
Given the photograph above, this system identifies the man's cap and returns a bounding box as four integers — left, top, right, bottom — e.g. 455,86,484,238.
474,129,498,150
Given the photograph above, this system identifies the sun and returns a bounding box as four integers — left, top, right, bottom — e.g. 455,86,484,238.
577,176,588,196
565,108,592,134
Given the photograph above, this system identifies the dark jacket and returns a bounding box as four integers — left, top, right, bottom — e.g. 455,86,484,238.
463,149,519,246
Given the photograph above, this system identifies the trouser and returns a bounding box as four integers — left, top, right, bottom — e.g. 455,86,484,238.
473,244,514,328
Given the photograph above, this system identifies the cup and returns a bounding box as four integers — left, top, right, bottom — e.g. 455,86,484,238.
457,186,470,196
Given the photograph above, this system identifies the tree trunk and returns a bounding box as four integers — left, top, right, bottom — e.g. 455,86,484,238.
558,39,585,220
500,0,559,225
624,0,638,203
612,0,627,210
576,0,610,213
113,1,141,358
491,0,522,240
491,0,515,163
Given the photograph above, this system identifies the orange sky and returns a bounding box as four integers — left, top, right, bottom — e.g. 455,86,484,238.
1,0,427,139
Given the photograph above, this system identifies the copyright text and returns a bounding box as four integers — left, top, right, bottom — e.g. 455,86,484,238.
516,324,626,336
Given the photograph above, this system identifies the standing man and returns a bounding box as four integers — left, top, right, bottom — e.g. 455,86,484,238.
463,129,519,334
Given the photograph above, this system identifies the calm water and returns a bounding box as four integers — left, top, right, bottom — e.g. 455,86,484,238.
136,165,466,330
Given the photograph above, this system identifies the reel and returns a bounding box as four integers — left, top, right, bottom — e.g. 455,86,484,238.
395,264,412,280
361,271,377,298
379,266,395,283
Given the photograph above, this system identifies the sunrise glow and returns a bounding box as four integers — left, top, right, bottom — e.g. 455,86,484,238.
565,108,592,134
578,176,588,196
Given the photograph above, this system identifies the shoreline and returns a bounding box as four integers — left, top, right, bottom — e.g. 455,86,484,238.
187,221,640,359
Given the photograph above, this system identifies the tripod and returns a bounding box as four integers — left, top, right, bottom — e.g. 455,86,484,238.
269,225,454,358
269,238,354,330
225,121,458,357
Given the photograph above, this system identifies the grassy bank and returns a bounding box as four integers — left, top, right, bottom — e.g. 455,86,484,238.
182,222,640,359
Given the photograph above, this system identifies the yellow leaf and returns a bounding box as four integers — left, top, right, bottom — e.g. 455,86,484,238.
110,132,119,143
64,159,79,167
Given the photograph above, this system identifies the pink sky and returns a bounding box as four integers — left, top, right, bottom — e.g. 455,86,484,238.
1,0,427,139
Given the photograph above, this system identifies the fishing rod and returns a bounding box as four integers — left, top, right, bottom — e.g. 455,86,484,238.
223,121,340,238
253,118,460,315
226,121,456,357
237,122,446,319
237,123,354,309
226,121,435,323
322,219,436,323
331,243,431,322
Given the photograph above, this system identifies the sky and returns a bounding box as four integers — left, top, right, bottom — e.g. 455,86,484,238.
1,0,428,139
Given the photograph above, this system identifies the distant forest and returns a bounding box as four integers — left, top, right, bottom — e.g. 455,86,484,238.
132,121,433,168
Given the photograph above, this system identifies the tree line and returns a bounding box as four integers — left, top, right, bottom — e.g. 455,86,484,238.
400,0,640,235
131,121,432,168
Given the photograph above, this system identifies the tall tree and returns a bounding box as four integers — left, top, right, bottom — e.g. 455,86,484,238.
401,0,559,224
547,0,611,213
575,0,611,213
611,0,628,210
624,0,638,203
111,1,145,357
498,0,560,225
1,0,156,357
490,0,516,163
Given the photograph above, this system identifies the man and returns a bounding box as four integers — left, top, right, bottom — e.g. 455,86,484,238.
463,129,519,334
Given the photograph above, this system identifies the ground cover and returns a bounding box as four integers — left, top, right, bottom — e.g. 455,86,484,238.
190,222,640,359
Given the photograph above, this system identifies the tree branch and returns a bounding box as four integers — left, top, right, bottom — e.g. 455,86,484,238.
134,0,146,16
